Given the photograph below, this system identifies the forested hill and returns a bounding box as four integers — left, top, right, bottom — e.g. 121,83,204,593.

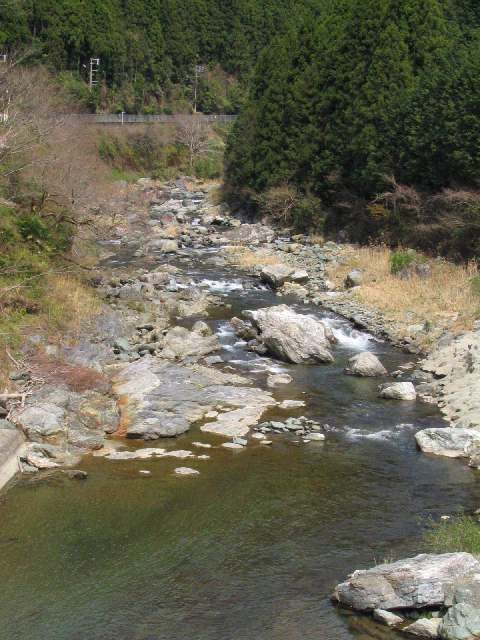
0,0,320,112
225,0,480,259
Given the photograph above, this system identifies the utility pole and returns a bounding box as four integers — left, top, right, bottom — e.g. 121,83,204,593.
193,64,205,114
89,57,100,90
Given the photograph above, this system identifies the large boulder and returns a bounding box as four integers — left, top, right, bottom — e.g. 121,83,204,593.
379,381,416,400
415,428,480,458
345,269,363,288
260,264,295,289
244,305,335,364
332,553,480,612
345,352,387,377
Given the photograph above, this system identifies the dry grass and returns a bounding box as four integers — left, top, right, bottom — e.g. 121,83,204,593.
328,245,479,335
43,274,100,335
223,246,282,269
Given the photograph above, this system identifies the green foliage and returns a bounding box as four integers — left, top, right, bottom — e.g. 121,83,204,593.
225,0,480,253
390,250,418,275
424,515,480,555
99,128,223,180
0,0,312,113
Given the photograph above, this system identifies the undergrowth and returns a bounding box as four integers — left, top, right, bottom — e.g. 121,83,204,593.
424,515,480,555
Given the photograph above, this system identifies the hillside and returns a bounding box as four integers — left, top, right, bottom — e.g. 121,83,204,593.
0,0,320,113
225,0,480,259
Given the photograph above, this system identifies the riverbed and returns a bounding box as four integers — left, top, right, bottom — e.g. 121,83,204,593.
0,218,479,640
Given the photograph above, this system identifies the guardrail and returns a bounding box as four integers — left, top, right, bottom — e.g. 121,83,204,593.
75,113,237,125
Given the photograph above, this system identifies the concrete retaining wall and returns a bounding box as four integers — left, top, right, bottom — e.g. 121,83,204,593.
0,429,25,491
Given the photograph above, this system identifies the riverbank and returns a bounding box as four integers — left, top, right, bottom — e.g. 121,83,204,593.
220,233,480,468
1,176,478,477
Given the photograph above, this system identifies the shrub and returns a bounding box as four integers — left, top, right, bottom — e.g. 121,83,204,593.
390,249,418,274
424,515,480,555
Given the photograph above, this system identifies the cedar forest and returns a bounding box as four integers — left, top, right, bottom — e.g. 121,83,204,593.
1,0,480,257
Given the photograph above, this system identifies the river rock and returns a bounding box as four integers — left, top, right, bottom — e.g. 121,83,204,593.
332,553,480,612
415,428,480,458
372,609,404,627
440,603,480,640
261,264,295,289
15,386,119,453
405,618,442,638
244,305,335,364
160,325,220,361
345,352,387,377
230,316,258,341
278,282,309,300
379,381,416,400
148,238,179,253
224,223,275,245
345,269,363,288
113,357,275,440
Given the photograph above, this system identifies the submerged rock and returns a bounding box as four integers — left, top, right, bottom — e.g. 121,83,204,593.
267,373,293,388
372,609,403,627
333,553,480,612
244,305,335,364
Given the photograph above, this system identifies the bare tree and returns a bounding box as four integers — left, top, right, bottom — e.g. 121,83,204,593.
174,116,210,168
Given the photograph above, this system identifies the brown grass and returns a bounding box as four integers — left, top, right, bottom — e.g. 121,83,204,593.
328,245,479,336
43,274,100,335
223,246,282,269
31,353,111,393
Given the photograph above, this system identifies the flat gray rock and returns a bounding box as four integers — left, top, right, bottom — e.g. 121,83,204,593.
113,357,275,440
415,428,480,458
333,553,480,612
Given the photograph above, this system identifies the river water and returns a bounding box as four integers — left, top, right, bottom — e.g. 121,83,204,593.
0,247,479,640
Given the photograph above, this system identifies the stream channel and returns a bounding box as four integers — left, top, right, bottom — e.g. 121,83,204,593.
0,243,479,640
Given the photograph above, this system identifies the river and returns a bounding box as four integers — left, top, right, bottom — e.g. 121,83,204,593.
0,241,478,640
